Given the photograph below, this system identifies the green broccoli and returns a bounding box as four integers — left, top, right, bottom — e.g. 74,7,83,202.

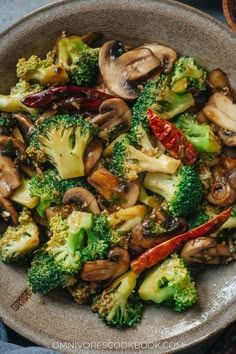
45,210,111,275
189,204,236,231
57,35,99,86
27,114,96,179
27,252,76,294
92,271,143,328
144,166,204,217
46,211,93,274
11,178,39,209
0,209,39,263
110,135,180,181
29,169,91,217
174,113,221,153
130,75,195,142
68,281,97,304
0,80,41,115
188,211,209,229
170,56,207,92
16,52,69,85
81,214,111,262
138,254,197,312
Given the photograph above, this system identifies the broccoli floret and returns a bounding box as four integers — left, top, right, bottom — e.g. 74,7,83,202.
175,113,221,153
27,252,76,294
110,136,180,181
46,211,111,275
68,281,97,304
144,166,204,217
0,81,41,115
57,35,99,86
0,209,39,263
131,80,157,133
170,56,207,92
92,271,143,328
81,214,111,262
138,254,197,312
188,211,209,229
0,113,16,134
28,114,96,179
16,52,68,85
29,169,90,217
46,211,93,274
11,178,39,209
29,169,61,217
130,75,195,141
189,204,236,231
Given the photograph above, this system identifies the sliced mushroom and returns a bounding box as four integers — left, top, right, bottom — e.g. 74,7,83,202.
208,69,231,91
0,156,21,197
130,213,187,250
207,181,236,206
90,98,131,135
0,194,18,225
80,247,130,282
228,170,236,189
99,40,160,100
141,43,177,73
181,236,234,264
203,92,236,133
0,135,26,156
13,113,35,142
62,187,100,214
218,129,236,146
88,167,139,208
83,139,103,175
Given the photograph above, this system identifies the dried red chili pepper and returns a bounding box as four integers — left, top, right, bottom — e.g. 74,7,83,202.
21,86,113,111
131,207,232,274
147,108,198,165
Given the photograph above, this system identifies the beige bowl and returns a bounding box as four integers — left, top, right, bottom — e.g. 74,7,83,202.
0,0,236,353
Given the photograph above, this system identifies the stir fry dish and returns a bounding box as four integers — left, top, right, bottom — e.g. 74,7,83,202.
0,32,236,329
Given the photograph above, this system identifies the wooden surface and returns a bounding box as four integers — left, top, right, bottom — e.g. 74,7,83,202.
223,0,236,31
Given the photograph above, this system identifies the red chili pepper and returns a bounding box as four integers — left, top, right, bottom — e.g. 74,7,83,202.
21,86,113,111
147,108,198,165
131,207,232,274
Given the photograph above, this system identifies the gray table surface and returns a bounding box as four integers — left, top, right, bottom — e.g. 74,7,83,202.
0,0,233,353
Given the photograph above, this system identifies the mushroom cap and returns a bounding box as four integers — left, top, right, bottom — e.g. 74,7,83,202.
141,43,177,73
0,194,18,225
219,129,236,147
99,40,160,100
180,237,217,263
13,113,35,142
91,98,131,131
62,187,100,214
0,155,21,197
203,92,236,133
80,247,130,282
207,180,236,206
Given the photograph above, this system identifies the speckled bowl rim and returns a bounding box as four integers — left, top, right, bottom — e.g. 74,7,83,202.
0,0,235,352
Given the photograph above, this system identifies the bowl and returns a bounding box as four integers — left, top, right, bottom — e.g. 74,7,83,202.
0,0,236,352
223,0,236,32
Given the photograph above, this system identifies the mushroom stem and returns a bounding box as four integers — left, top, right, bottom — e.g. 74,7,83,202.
181,236,235,264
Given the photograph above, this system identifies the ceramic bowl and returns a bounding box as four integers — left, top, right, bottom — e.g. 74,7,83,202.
0,1,236,352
